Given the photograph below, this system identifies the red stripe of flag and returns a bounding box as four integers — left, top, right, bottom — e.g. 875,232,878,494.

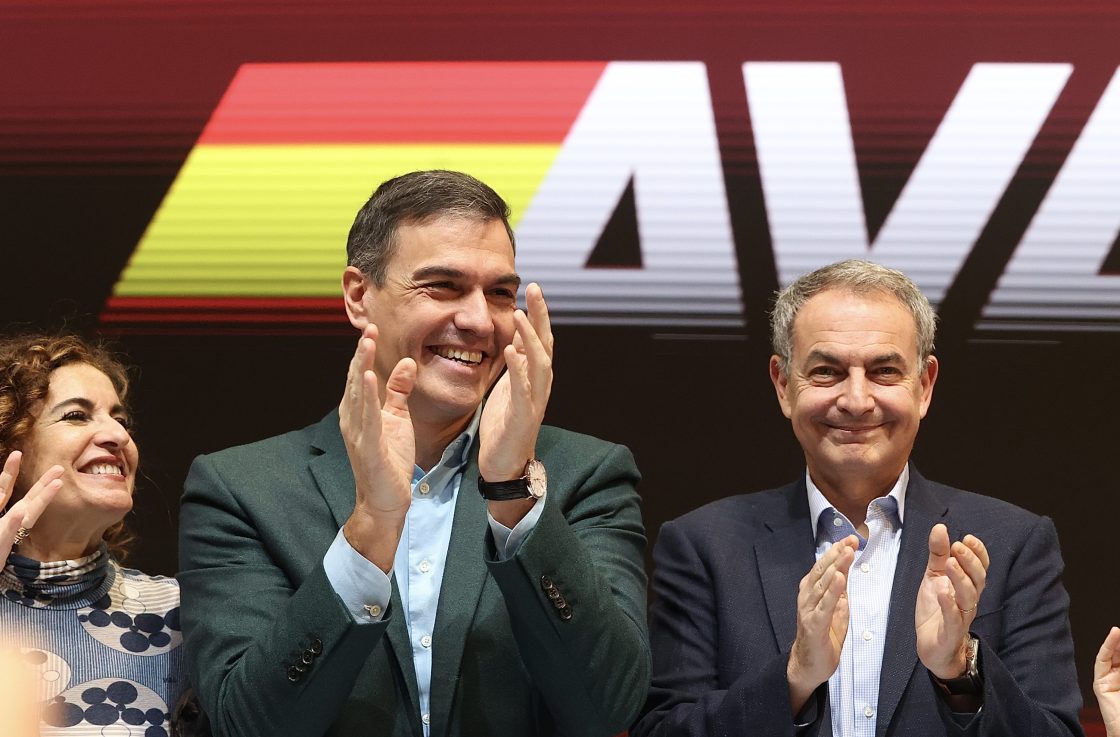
199,62,607,145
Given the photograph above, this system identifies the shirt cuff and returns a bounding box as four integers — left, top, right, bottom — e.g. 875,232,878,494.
323,529,393,624
487,495,546,560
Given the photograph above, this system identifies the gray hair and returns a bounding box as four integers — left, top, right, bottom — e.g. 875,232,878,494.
770,259,937,375
346,170,515,286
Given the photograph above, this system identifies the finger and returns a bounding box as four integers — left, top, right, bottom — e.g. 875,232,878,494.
18,466,64,529
834,536,859,573
950,541,987,592
808,535,857,585
961,534,990,570
803,543,854,609
0,452,22,509
0,507,26,563
1098,627,1120,679
926,523,950,574
816,567,849,615
382,358,416,417
943,556,979,614
937,585,960,622
524,283,554,359
513,309,553,402
341,327,378,425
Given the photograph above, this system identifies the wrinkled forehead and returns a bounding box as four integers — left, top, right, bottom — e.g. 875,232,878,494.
793,288,920,354
390,215,516,271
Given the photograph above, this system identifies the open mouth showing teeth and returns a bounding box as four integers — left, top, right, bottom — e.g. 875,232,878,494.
432,346,484,365
82,463,125,476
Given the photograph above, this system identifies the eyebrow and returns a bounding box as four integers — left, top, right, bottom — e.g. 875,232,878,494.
803,350,908,366
411,266,521,288
48,397,126,416
805,349,840,365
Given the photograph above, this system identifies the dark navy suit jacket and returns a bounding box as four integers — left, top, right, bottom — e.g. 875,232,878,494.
634,467,1084,737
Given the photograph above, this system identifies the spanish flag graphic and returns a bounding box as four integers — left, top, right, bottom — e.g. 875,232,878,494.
102,62,606,331
103,61,743,332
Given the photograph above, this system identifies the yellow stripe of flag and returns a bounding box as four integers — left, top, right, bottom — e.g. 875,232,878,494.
115,144,561,297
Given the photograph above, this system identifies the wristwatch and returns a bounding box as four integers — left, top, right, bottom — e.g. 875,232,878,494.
932,635,982,696
477,459,547,501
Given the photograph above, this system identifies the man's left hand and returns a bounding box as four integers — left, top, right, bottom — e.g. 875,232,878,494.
915,523,990,680
479,283,554,526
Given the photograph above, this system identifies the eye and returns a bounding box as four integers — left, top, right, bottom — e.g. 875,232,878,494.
421,281,459,298
488,287,517,303
61,410,90,423
809,366,838,377
113,415,134,431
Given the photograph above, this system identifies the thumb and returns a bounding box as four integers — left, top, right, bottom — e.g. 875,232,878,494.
926,523,950,574
383,358,417,416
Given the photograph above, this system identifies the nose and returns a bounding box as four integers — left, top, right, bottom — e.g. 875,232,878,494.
94,416,132,449
453,289,495,337
835,372,875,415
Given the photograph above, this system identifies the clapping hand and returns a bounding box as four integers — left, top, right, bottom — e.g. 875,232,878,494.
915,524,989,680
0,451,63,563
338,324,417,572
787,535,859,714
478,283,553,526
1095,626,1120,737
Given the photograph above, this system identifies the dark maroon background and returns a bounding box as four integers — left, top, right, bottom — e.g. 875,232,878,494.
2,0,1117,718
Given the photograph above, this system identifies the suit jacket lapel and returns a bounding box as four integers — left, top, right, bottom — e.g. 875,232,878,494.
307,411,422,726
875,467,948,737
428,446,490,737
756,480,817,653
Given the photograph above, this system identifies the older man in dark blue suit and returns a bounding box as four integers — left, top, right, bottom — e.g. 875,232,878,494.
635,260,1082,737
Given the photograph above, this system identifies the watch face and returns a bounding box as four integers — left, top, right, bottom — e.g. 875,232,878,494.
526,459,547,498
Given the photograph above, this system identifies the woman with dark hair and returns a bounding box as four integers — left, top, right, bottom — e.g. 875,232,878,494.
0,333,184,737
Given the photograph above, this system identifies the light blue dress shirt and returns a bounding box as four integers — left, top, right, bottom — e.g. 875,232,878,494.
322,409,545,736
807,467,907,737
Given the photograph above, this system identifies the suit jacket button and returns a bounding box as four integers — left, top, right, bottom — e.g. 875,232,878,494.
309,637,323,655
553,596,568,609
301,651,314,665
547,589,562,601
540,575,554,591
559,606,573,621
287,665,302,682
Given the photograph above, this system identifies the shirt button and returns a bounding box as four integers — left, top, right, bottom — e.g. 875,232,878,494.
419,560,432,573
421,634,432,648
418,482,430,495
862,629,873,641
864,706,875,718
422,713,431,725
832,517,843,527
364,604,382,617
860,562,870,573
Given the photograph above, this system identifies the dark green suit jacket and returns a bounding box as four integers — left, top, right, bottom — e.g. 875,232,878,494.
178,410,650,737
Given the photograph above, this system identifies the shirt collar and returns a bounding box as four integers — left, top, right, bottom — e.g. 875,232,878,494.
806,464,909,537
413,404,482,481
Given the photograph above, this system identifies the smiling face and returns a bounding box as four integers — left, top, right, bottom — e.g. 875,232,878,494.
770,288,938,501
16,362,138,547
344,215,519,433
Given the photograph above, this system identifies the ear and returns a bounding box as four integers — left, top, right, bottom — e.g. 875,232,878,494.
342,266,375,330
918,354,939,419
769,355,794,419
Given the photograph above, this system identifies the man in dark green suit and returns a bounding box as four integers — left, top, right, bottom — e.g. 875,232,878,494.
178,171,650,737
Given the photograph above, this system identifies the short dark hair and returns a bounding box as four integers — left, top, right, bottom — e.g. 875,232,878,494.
770,259,938,376
0,332,136,560
346,170,515,286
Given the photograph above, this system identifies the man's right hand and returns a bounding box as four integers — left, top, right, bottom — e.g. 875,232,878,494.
339,324,417,573
787,535,858,715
